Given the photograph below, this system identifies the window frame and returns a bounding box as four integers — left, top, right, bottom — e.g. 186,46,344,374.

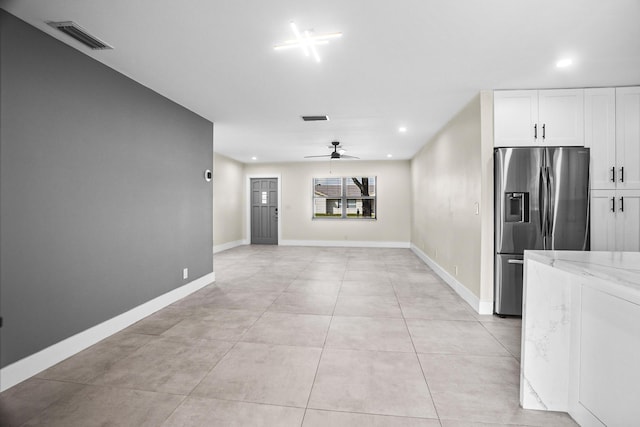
312,176,377,220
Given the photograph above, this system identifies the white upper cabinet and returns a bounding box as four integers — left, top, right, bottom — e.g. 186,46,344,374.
585,88,616,190
616,87,640,190
538,89,585,146
494,90,538,146
494,89,584,147
587,86,640,191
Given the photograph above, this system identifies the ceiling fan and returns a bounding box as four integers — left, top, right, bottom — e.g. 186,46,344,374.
304,141,360,159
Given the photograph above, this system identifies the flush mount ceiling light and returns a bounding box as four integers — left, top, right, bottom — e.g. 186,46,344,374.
274,21,342,63
556,58,573,68
398,127,407,133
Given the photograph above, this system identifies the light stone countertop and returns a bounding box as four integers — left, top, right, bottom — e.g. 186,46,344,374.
524,250,640,304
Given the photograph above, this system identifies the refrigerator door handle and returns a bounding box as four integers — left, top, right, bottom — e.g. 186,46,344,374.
538,167,546,237
540,166,552,245
546,166,554,244
507,259,524,264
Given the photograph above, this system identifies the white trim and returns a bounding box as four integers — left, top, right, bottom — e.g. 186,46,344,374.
246,174,282,245
213,239,248,254
280,239,411,248
0,272,215,392
410,244,492,315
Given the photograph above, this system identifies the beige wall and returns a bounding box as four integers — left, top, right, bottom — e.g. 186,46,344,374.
411,93,492,302
213,152,245,249
244,160,411,244
479,91,495,304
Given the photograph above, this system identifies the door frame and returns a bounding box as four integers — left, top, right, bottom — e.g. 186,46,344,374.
246,174,282,245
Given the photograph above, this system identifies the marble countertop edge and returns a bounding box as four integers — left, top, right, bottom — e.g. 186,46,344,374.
524,250,640,303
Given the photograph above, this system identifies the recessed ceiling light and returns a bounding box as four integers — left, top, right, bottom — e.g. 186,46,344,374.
273,21,342,63
251,156,257,160
398,127,407,133
556,58,573,68
387,154,393,158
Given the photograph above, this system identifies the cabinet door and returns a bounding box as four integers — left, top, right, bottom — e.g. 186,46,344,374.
494,90,538,147
616,191,640,251
579,286,640,426
538,89,584,146
616,87,640,190
585,88,616,190
590,191,617,251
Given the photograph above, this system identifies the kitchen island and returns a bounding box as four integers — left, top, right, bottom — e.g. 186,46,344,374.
520,251,640,427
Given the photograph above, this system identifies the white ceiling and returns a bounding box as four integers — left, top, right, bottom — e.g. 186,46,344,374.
2,0,639,163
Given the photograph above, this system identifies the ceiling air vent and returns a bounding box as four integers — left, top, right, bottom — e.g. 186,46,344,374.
47,21,113,50
301,115,329,121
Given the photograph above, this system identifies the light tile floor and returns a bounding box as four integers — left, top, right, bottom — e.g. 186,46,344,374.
0,246,578,426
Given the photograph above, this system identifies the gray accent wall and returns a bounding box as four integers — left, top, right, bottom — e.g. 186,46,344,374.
0,10,213,368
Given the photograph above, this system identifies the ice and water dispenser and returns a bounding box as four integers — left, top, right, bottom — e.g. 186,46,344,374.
504,192,529,223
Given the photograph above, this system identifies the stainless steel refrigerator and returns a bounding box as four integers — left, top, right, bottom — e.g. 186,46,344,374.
494,147,590,316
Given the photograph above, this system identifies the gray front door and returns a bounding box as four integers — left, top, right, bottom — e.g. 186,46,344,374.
250,178,278,245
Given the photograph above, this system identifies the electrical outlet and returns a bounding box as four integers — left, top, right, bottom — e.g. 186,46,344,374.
454,265,459,276
183,268,188,280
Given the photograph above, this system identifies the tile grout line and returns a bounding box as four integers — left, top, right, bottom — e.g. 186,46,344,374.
178,250,312,418
299,265,346,427
392,275,443,423
181,255,293,404
478,321,522,363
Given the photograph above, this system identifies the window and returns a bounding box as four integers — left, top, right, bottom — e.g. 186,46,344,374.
313,176,376,219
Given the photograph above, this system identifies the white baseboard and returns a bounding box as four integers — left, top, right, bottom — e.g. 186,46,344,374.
477,299,493,314
213,239,248,254
410,244,492,315
0,272,215,392
279,240,411,249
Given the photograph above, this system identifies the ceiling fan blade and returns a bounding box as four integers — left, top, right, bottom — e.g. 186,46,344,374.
306,141,358,160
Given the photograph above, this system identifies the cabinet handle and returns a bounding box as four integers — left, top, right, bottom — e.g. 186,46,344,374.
620,197,624,212
534,124,537,139
611,197,615,212
611,167,616,182
542,123,546,140
620,167,624,183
